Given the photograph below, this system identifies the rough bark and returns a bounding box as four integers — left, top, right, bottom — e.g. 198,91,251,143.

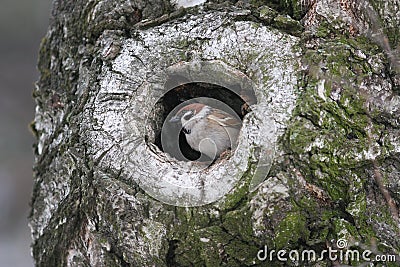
30,0,400,266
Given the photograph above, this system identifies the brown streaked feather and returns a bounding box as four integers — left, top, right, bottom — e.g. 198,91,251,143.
207,108,241,129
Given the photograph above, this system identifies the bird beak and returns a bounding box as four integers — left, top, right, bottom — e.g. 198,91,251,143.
169,115,181,123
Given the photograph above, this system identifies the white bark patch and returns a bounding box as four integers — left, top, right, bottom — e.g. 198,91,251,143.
317,79,327,101
173,0,207,8
250,175,290,237
29,153,74,241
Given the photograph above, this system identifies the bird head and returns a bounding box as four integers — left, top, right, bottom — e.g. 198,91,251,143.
169,103,207,125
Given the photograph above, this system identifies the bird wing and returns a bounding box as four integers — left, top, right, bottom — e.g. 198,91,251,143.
207,109,241,129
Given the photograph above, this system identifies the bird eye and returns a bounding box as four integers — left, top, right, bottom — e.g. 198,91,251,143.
183,111,194,120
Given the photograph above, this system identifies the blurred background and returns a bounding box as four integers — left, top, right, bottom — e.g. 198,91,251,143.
0,0,52,266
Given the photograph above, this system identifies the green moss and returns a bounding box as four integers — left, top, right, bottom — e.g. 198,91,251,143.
168,167,264,266
316,23,331,38
170,184,263,266
290,42,376,199
288,86,369,199
224,240,259,266
198,233,230,266
289,0,307,20
174,206,212,230
274,212,309,249
287,119,319,155
332,217,358,240
219,168,252,211
258,6,278,24
253,0,307,20
273,14,303,36
174,226,232,266
282,31,400,258
222,209,254,242
290,196,333,245
173,231,205,266
37,37,51,86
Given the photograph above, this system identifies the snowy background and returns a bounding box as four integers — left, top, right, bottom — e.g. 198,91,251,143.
0,0,51,266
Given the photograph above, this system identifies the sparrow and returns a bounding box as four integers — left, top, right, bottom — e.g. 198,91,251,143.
169,103,242,159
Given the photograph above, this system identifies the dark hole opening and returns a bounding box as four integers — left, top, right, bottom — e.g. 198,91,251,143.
153,81,255,161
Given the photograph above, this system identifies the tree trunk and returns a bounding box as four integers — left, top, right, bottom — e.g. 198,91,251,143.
30,0,400,266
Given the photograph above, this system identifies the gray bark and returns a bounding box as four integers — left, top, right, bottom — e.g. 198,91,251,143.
30,0,400,266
